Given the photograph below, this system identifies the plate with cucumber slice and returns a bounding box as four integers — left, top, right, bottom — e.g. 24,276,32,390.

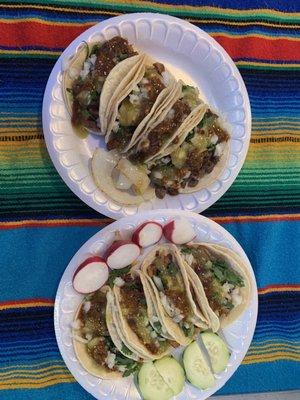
54,209,258,400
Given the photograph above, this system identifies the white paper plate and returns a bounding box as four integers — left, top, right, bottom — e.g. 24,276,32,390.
43,13,251,220
54,209,258,400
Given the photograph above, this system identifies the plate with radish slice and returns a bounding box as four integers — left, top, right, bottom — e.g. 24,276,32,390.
72,256,109,294
54,209,257,400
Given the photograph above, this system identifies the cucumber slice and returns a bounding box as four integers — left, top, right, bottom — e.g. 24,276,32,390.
201,332,230,374
183,341,215,390
154,356,185,396
138,361,174,400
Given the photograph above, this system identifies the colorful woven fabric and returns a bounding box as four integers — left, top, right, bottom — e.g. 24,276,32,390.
0,1,299,398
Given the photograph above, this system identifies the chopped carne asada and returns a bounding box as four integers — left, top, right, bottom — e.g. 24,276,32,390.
118,271,170,354
107,65,166,152
70,37,137,131
180,245,244,318
75,289,141,376
149,109,229,198
148,249,195,338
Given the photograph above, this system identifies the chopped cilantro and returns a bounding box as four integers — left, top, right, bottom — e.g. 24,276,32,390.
118,53,129,61
207,143,216,151
121,345,132,356
90,44,100,55
108,266,131,287
114,353,142,377
115,354,134,365
182,324,194,338
153,321,162,333
167,261,177,275
198,110,217,129
224,300,234,310
122,361,141,377
90,90,99,103
186,130,195,143
212,261,244,287
181,246,193,254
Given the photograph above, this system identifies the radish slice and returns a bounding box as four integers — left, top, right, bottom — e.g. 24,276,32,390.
104,240,140,269
163,218,196,244
72,256,108,294
132,222,163,248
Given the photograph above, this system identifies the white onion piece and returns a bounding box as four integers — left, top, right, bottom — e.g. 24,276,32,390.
91,149,155,205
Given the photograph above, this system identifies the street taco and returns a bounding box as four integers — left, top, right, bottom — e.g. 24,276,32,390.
148,109,230,198
127,84,206,164
72,286,141,378
141,244,209,346
105,61,176,153
179,243,252,328
112,267,174,359
62,36,139,135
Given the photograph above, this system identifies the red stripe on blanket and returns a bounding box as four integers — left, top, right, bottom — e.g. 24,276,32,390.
0,21,299,62
213,35,300,61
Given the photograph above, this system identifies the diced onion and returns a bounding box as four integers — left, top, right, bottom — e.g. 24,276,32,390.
153,171,163,179
105,351,116,369
150,330,158,339
153,276,164,291
83,301,91,313
161,71,171,86
129,94,140,105
232,293,242,306
184,254,194,265
115,172,132,190
114,277,125,287
222,282,234,294
161,157,170,165
214,143,225,157
72,334,88,344
173,314,184,323
71,319,82,330
116,158,151,195
166,108,175,119
210,134,218,144
89,54,97,65
160,293,175,317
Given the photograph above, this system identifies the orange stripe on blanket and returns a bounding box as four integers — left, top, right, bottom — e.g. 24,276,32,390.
213,214,300,224
0,214,299,231
213,35,300,61
1,286,298,311
0,218,111,230
258,284,300,295
0,298,54,310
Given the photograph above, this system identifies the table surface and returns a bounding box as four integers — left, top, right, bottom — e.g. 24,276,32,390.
0,1,299,399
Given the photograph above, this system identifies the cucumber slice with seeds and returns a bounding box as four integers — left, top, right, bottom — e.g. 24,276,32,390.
138,361,173,400
183,341,215,390
201,332,230,373
154,356,185,396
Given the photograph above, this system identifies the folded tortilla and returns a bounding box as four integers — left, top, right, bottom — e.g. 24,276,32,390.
179,243,252,328
62,37,141,135
72,287,123,379
141,244,209,346
128,82,207,163
112,267,173,359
